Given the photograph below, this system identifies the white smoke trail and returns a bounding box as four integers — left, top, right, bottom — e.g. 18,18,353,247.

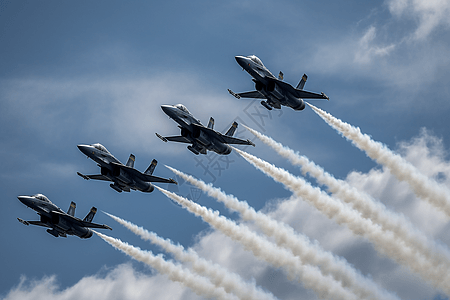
243,124,450,272
154,186,359,300
307,103,450,217
166,166,399,300
233,148,450,295
105,213,277,300
93,231,238,300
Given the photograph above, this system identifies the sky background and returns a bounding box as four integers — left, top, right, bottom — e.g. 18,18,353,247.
1,0,450,299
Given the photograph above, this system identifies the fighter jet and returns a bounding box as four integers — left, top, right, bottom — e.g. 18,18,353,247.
156,104,255,155
17,194,111,239
228,55,329,111
77,143,177,193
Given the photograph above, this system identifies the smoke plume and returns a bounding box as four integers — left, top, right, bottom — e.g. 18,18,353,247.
93,231,238,300
166,166,398,300
308,103,450,217
243,124,450,273
154,186,359,300
233,147,450,295
105,213,277,300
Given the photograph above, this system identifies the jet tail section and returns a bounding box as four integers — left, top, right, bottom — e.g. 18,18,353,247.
145,159,157,175
126,154,135,168
67,201,76,216
83,207,97,223
207,117,214,129
296,74,308,90
225,122,238,137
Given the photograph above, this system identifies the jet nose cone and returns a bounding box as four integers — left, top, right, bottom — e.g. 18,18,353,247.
77,144,90,155
235,56,247,68
161,105,176,117
17,196,31,205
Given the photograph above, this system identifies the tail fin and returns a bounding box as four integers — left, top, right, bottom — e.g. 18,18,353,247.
207,117,214,129
145,159,157,175
126,154,135,168
83,207,97,223
296,74,308,90
225,122,238,136
67,201,76,216
278,71,284,80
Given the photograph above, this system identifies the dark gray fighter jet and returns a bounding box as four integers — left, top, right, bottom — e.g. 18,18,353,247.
77,143,177,193
17,194,111,238
156,104,255,155
228,55,329,111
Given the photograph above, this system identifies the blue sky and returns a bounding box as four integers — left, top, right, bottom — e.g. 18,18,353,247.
1,1,450,299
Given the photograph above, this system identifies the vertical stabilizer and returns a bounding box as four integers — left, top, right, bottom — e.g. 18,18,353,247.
207,117,214,129
225,122,238,136
126,154,135,168
278,71,284,80
145,159,157,175
83,207,97,223
296,74,308,90
67,201,76,216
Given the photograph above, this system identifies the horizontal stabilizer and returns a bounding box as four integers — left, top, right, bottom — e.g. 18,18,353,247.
67,202,76,216
111,162,177,184
145,159,157,175
296,74,307,90
83,207,97,223
126,154,135,168
225,122,238,137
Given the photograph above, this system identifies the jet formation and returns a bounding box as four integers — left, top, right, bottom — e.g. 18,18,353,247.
17,194,111,239
156,104,255,155
17,54,328,238
77,143,177,193
228,55,329,111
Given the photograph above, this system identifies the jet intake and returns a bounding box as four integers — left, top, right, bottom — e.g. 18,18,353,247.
192,128,211,146
255,81,264,91
101,167,109,176
266,81,276,92
51,213,60,225
181,128,189,137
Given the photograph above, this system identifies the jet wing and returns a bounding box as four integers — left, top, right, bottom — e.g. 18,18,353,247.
192,124,255,146
77,172,111,181
18,218,51,228
110,162,177,184
269,78,329,100
228,89,264,99
51,211,112,230
163,135,192,143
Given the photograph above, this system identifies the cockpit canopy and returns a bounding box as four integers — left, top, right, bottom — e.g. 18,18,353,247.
248,55,264,67
175,104,190,114
92,143,109,153
33,194,50,202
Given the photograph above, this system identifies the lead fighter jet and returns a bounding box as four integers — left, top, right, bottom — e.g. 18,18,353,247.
156,104,255,155
17,194,112,239
228,55,329,111
77,143,177,193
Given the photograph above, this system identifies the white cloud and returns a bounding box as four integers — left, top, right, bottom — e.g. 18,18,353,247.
3,264,194,300
354,26,396,65
386,0,450,40
4,129,450,300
